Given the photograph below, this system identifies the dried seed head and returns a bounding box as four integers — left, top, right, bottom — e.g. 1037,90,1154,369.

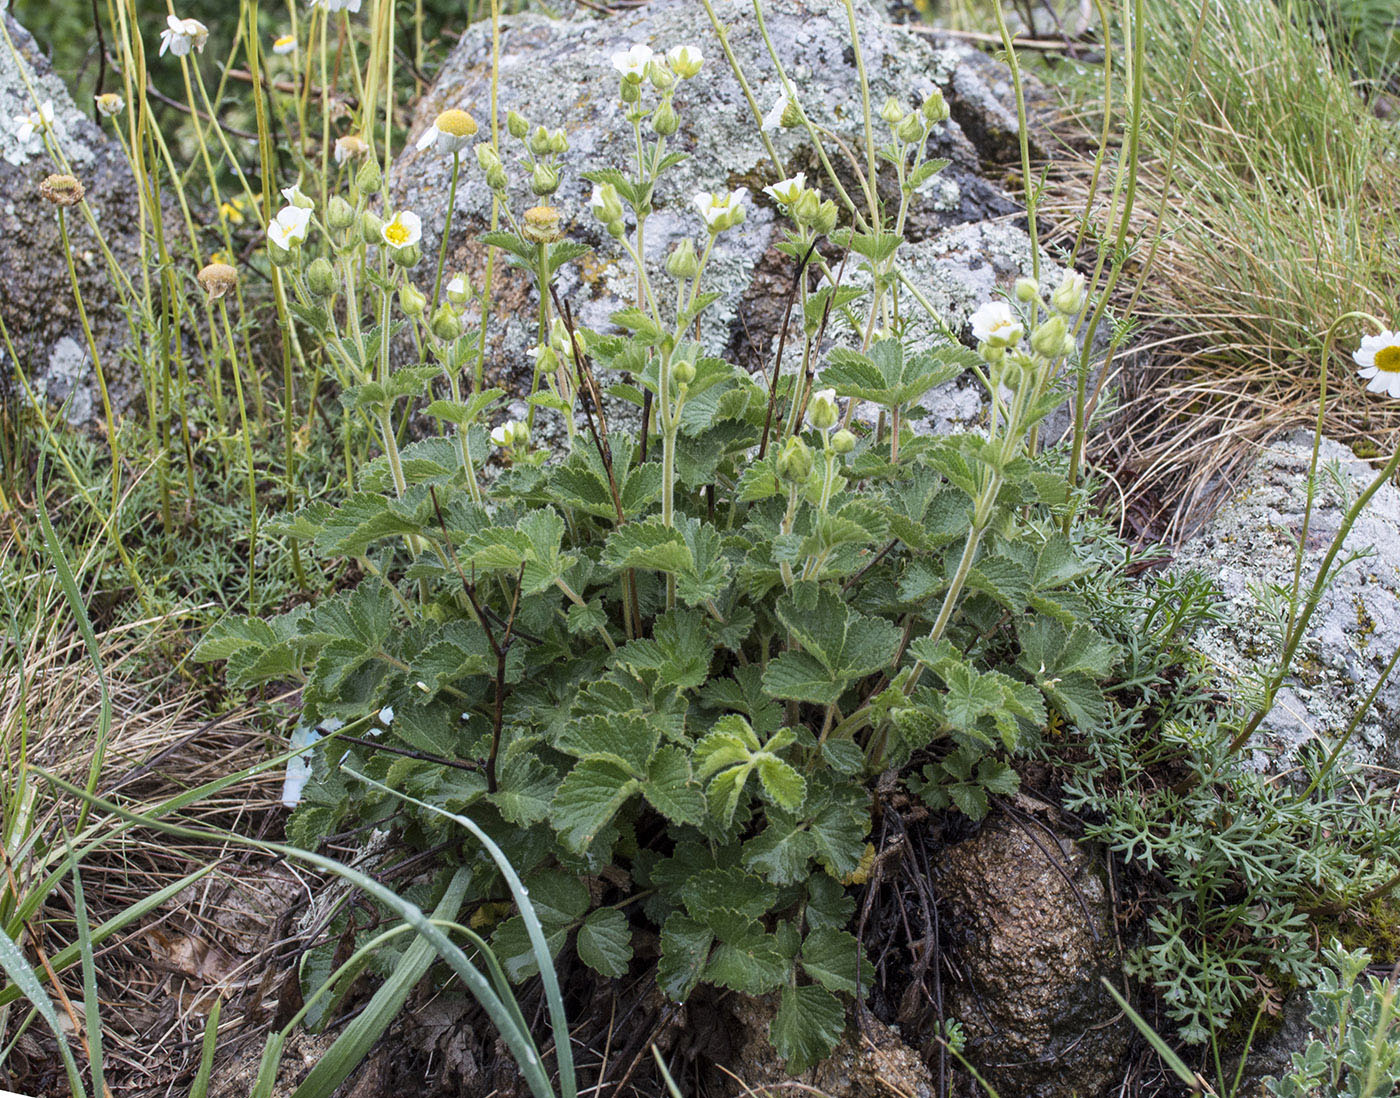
197,261,238,300
522,205,562,243
39,174,84,207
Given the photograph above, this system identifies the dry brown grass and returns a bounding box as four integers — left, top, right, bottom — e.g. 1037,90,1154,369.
1038,0,1400,542
0,612,312,1096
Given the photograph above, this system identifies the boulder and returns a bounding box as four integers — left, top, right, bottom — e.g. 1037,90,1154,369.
392,0,1068,445
932,796,1128,1098
0,15,145,425
1172,431,1400,772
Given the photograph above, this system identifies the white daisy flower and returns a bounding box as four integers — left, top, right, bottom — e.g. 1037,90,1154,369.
414,108,478,156
380,210,422,252
159,15,209,57
272,32,297,55
1354,330,1400,400
692,187,747,232
969,301,1024,348
266,204,312,250
15,100,53,145
763,173,806,206
611,43,653,81
95,93,125,117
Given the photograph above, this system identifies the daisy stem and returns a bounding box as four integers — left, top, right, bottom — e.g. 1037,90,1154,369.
433,152,460,308
1226,311,1396,760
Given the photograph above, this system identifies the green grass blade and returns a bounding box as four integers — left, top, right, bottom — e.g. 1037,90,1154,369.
0,923,88,1098
252,1030,286,1098
72,866,106,1098
1100,977,1207,1092
0,864,217,1009
291,867,472,1098
34,457,112,835
34,769,560,1098
346,768,576,1098
189,998,221,1098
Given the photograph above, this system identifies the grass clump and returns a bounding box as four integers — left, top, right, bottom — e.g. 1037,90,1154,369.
1047,0,1400,536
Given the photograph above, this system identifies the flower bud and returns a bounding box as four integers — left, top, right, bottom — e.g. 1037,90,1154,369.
360,211,384,246
486,164,509,192
491,421,517,448
306,256,337,297
649,63,675,92
430,302,462,340
506,110,529,139
512,420,531,447
589,183,624,226
527,125,552,157
399,282,427,318
392,243,422,268
197,261,238,300
267,240,292,267
777,436,814,484
1014,277,1039,303
792,189,821,227
665,238,699,280
832,428,856,454
548,129,569,156
355,156,381,195
652,99,679,137
326,195,355,231
808,387,839,431
1030,314,1068,358
922,88,950,124
813,199,839,236
1051,269,1087,315
673,359,696,385
530,344,559,376
530,162,560,197
522,205,562,243
475,142,502,172
895,112,924,143
879,96,905,125
620,79,641,104
446,274,471,307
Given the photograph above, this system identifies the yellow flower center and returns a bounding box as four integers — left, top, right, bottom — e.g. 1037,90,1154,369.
1376,345,1400,374
435,109,478,138
275,34,295,47
384,221,411,246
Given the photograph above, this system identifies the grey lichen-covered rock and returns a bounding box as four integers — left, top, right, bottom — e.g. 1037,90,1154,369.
1,15,145,425
933,797,1128,1098
1172,431,1400,771
392,0,1061,444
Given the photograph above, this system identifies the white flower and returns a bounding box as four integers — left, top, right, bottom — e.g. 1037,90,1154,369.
692,187,747,232
969,301,1024,348
491,421,516,448
445,274,470,306
378,705,394,725
665,44,703,78
159,15,209,57
266,204,312,250
611,43,653,81
808,387,839,430
762,90,794,132
763,173,806,206
14,100,53,145
280,182,314,209
1354,330,1400,400
280,725,321,808
310,0,363,11
380,210,422,251
95,93,125,118
414,108,478,156
272,32,297,55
